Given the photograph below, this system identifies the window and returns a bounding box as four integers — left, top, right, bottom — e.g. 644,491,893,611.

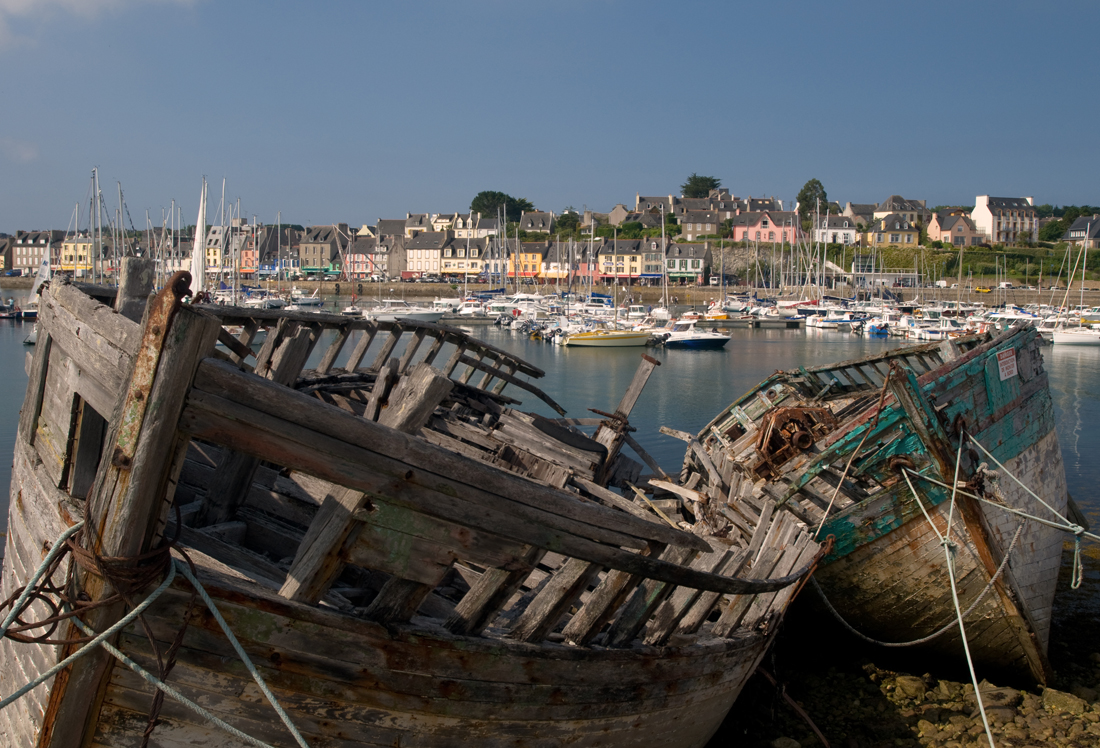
470,249,478,258
667,260,675,269
444,248,452,257
755,231,761,241
691,260,701,269
769,232,775,241
762,218,769,228
782,231,788,241
890,234,901,243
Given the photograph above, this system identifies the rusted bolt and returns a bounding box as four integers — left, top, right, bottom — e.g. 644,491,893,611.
151,324,161,335
404,470,414,480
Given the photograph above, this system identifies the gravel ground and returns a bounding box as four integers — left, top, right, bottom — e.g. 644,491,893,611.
707,542,1100,748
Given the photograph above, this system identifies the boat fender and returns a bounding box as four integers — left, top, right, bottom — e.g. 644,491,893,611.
358,283,363,294
335,283,340,295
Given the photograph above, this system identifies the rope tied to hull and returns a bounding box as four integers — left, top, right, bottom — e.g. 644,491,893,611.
0,520,312,748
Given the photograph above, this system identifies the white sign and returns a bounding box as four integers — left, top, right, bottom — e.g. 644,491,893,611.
997,349,1018,381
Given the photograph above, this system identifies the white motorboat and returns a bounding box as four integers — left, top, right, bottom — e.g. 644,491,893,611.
1052,326,1100,346
365,299,445,323
658,320,730,349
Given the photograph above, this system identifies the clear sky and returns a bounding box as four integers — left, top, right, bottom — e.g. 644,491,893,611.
1,0,1097,233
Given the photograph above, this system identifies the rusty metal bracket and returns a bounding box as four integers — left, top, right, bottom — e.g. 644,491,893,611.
110,271,191,469
587,407,637,432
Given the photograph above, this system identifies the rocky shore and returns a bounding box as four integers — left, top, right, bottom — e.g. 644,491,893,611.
708,542,1100,748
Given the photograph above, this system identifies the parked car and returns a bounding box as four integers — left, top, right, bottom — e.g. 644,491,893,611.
4,269,23,277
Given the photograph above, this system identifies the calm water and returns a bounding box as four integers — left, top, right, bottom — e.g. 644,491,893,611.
2,313,1097,534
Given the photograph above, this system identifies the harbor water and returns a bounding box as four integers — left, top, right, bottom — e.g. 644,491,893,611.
2,312,1098,539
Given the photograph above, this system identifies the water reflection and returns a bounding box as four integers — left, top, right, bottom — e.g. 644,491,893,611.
1045,344,1100,526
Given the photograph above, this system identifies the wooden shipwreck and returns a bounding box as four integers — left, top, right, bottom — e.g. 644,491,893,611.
686,326,1071,684
1,264,821,747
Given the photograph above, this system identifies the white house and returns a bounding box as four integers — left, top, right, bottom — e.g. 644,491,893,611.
971,196,1038,245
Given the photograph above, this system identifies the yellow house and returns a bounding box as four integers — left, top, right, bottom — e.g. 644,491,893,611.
864,213,919,247
59,235,94,277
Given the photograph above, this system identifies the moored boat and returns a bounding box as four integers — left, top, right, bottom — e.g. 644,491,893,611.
1,263,822,747
686,325,1082,684
660,319,730,349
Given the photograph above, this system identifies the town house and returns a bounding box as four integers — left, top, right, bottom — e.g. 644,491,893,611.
873,196,932,226
1062,215,1100,249
666,243,711,285
971,196,1038,245
866,214,918,247
597,239,644,284
927,213,986,247
442,237,487,277
812,216,860,246
299,224,349,276
679,211,720,242
12,230,65,275
518,211,556,235
405,231,451,278
730,211,799,244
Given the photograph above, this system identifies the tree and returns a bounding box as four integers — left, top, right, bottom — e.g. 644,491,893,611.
1039,219,1067,242
796,179,827,224
555,212,580,234
470,191,535,222
680,174,721,199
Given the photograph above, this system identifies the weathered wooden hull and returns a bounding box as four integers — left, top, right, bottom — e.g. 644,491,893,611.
690,327,1068,683
2,271,819,747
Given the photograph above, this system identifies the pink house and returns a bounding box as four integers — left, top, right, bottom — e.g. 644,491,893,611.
730,211,801,244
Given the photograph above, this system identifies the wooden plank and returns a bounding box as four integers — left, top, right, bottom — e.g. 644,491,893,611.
457,355,566,415
343,324,378,371
396,329,426,374
363,357,399,421
280,365,454,605
645,546,748,646
316,324,352,374
183,361,811,597
17,332,52,444
113,257,155,323
40,295,222,748
511,557,604,642
445,547,545,636
605,544,697,647
361,576,437,624
368,325,404,372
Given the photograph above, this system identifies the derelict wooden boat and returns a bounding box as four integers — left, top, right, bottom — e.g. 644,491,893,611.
685,326,1071,684
1,261,821,748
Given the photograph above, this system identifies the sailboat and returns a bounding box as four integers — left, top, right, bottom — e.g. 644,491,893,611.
1053,223,1100,345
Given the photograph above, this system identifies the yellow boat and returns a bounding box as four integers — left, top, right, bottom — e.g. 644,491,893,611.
562,329,653,347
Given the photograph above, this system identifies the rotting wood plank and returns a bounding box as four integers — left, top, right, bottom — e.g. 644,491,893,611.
646,547,748,646
183,360,813,595
316,324,352,374
605,544,698,647
510,557,605,642
368,324,405,372
39,286,221,748
445,547,545,636
343,324,378,372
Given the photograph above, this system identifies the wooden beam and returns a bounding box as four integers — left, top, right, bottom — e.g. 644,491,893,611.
40,283,221,748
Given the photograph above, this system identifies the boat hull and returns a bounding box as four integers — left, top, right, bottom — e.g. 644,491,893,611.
664,337,729,349
690,327,1067,683
563,331,652,347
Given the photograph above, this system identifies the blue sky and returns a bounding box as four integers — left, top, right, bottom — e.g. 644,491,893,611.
1,0,1097,233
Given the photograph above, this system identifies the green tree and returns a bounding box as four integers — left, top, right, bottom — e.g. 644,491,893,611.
1039,219,1066,242
680,173,721,199
470,191,535,222
555,212,580,235
796,179,828,224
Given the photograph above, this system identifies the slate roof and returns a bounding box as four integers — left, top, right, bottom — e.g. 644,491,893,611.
666,243,709,260
597,239,643,256
936,214,978,232
405,232,449,250
877,195,927,212
519,212,555,232
377,219,406,237
985,197,1036,211
1063,215,1100,240
815,216,859,229
874,213,916,231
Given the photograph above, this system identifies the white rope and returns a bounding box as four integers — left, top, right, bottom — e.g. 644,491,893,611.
0,521,84,635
